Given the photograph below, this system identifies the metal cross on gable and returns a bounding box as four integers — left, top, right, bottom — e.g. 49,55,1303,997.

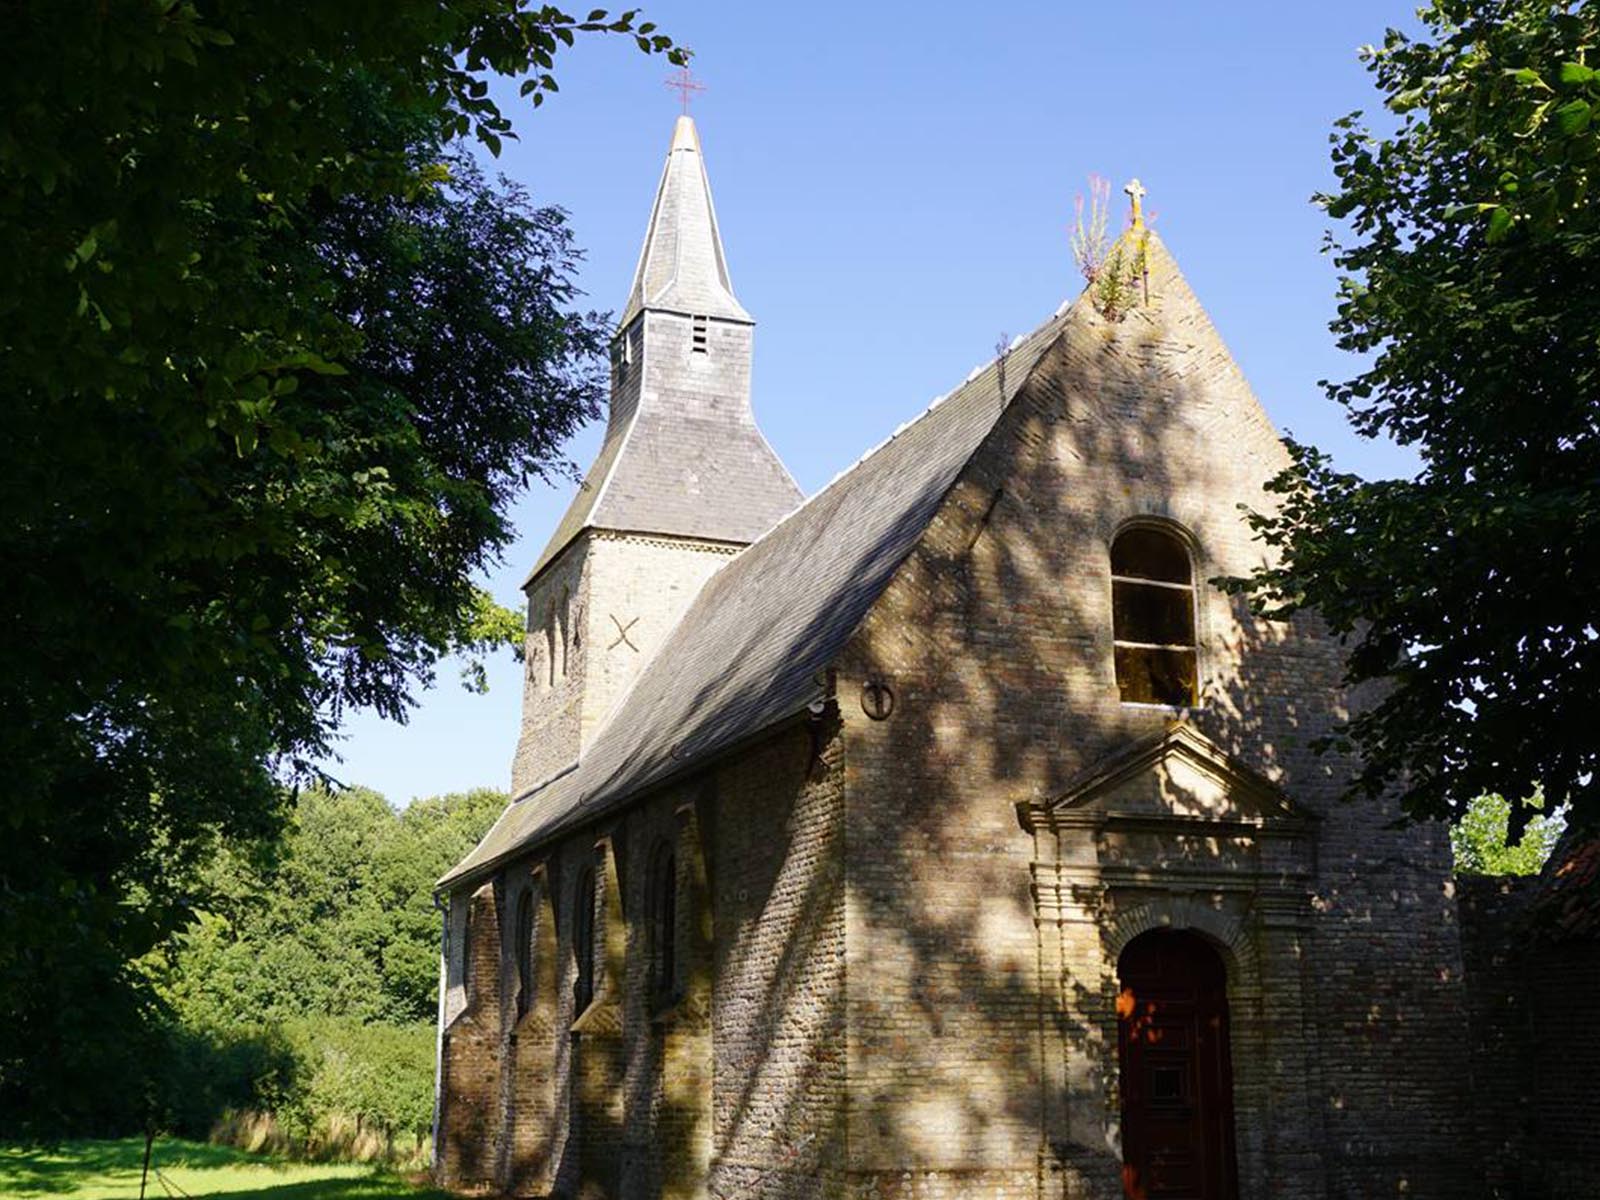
665,64,706,114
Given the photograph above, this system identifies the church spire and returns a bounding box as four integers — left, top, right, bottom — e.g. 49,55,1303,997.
511,114,801,789
525,114,799,585
618,114,751,330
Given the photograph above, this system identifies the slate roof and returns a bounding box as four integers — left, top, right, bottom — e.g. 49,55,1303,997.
619,116,750,328
527,115,802,582
441,296,1080,888
527,400,803,581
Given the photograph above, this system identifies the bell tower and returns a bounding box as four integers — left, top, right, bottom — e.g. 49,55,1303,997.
511,116,802,794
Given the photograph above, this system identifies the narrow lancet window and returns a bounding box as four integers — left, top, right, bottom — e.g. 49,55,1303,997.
691,314,708,354
559,587,571,677
545,605,557,689
572,866,596,1016
648,843,678,1007
460,901,476,1005
1111,526,1198,707
515,889,535,1020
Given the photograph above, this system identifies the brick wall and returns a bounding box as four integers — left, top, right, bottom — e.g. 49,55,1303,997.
507,866,562,1195
579,535,738,750
440,883,505,1191
836,239,1473,1199
513,532,737,794
439,719,842,1199
1459,875,1600,1199
707,721,848,1200
515,543,590,790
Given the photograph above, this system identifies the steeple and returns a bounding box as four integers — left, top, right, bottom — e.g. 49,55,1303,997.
618,115,751,329
525,113,800,583
511,115,802,793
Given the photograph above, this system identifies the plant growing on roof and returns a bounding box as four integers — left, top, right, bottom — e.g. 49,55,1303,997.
1071,175,1151,322
1071,174,1113,283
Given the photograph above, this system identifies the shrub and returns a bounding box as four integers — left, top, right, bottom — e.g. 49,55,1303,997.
163,1016,436,1166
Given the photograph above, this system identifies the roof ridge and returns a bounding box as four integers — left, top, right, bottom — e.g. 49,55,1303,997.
721,300,1079,563
501,294,1084,814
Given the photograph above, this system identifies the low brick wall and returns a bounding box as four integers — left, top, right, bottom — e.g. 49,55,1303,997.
1458,874,1600,1200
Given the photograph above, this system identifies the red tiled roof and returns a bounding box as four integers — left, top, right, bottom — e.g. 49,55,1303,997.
1528,831,1600,942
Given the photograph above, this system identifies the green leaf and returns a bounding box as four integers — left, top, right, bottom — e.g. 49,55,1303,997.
1485,204,1513,242
0,0,679,1130
1555,97,1592,135
1559,61,1595,85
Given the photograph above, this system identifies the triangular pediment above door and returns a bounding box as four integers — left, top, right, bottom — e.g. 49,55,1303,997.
1019,723,1313,833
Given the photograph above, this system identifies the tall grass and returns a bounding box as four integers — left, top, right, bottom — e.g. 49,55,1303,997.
210,1109,432,1170
161,1017,436,1169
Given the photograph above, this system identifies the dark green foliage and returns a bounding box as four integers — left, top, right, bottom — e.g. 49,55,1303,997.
1223,1,1600,835
164,787,505,1029
270,1018,439,1149
160,1018,439,1153
0,0,677,1133
155,786,503,1147
158,1024,301,1144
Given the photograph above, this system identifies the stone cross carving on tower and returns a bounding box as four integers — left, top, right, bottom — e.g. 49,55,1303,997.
1124,178,1148,232
666,65,706,114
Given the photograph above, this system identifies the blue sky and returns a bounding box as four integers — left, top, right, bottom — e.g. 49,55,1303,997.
331,0,1422,804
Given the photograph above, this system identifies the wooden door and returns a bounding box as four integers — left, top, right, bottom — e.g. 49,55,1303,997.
1117,930,1238,1200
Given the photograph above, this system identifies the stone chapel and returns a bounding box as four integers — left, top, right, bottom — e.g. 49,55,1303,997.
433,115,1475,1200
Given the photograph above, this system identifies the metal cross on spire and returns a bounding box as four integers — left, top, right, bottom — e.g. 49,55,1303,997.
1124,178,1148,231
666,64,706,114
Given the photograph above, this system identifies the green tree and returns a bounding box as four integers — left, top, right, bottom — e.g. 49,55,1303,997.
1451,791,1566,874
154,786,503,1146
0,1,677,1132
1224,0,1600,835
163,787,505,1030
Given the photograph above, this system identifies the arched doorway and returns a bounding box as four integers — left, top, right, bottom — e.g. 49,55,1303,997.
1117,929,1238,1200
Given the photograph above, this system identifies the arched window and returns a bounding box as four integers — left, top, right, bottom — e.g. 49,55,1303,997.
514,889,535,1020
572,865,596,1016
1111,525,1198,707
648,843,678,1007
559,587,571,677
544,604,557,689
460,900,476,1005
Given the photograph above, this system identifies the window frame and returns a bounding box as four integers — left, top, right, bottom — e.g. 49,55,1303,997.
571,865,597,1018
460,899,476,1007
514,888,536,1021
1109,521,1201,710
647,841,679,1010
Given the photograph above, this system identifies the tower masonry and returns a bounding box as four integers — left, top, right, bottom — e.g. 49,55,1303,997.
512,115,802,794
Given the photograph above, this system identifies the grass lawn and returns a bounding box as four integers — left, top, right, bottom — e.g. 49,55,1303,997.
0,1137,453,1200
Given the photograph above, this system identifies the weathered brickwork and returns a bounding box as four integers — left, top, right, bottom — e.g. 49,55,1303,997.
513,531,738,793
439,719,842,1199
832,240,1472,1200
706,724,847,1200
506,867,561,1195
1459,875,1600,1199
441,883,506,1191
440,116,1485,1199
